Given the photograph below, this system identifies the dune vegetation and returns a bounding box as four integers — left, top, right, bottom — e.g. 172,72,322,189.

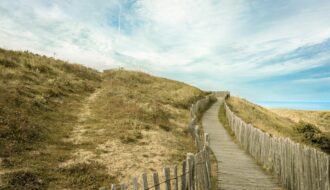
0,48,205,189
270,109,330,135
225,96,330,154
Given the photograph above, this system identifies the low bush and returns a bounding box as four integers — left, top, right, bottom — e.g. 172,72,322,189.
296,121,330,153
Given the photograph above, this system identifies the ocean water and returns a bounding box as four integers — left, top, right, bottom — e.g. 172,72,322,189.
255,101,330,111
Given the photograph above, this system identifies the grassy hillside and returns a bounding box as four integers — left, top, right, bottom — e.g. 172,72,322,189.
270,109,330,135
0,48,205,189
226,97,330,154
0,48,101,156
63,70,205,184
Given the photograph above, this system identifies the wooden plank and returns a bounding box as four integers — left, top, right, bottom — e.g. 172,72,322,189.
120,184,127,190
142,173,148,190
111,184,116,190
194,154,198,190
174,165,178,190
200,150,208,190
204,133,210,147
133,177,139,190
187,153,195,190
186,154,192,190
153,172,160,190
181,160,186,190
195,125,201,150
164,167,171,190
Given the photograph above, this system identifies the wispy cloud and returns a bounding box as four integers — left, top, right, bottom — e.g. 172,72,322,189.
0,0,330,102
293,77,330,84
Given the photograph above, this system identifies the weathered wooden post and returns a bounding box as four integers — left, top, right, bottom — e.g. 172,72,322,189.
120,184,127,190
181,160,186,190
195,125,200,150
174,165,178,190
204,133,210,147
187,153,195,190
153,172,160,190
133,177,139,190
164,167,171,190
142,173,148,190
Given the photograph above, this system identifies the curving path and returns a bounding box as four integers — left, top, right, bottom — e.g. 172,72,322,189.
202,98,283,190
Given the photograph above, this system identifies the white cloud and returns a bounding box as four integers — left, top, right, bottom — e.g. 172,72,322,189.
0,0,330,101
293,77,330,84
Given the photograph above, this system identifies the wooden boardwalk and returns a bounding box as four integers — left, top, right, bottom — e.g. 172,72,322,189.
202,98,282,190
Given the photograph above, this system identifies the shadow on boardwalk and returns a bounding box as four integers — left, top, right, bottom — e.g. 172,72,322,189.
202,98,283,190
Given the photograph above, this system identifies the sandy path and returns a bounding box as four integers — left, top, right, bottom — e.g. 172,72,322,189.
60,87,174,182
71,88,103,144
202,98,282,190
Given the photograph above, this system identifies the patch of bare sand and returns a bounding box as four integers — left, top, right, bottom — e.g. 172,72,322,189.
96,130,177,182
62,128,178,183
61,89,103,167
68,89,103,145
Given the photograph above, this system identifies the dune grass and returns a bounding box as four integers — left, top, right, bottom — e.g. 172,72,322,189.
226,96,330,154
0,48,106,189
68,69,205,184
218,103,235,138
0,48,101,156
0,48,206,189
270,109,330,135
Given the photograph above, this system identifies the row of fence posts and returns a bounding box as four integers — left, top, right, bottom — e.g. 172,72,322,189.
224,101,330,190
101,96,216,190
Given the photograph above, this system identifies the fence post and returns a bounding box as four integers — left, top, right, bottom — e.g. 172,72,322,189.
164,167,171,190
142,173,148,190
204,133,210,147
133,177,139,190
194,153,199,190
120,184,127,190
111,184,116,190
187,153,195,190
174,165,178,190
153,172,160,190
195,125,200,150
205,147,212,190
181,160,186,190
202,148,210,190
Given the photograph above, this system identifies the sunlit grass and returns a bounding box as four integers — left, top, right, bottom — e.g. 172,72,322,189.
0,48,206,189
226,96,330,154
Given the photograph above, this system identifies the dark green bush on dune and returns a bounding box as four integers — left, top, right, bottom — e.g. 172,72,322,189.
296,121,330,153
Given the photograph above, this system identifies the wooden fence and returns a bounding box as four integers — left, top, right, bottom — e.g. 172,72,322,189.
101,96,216,190
224,102,330,190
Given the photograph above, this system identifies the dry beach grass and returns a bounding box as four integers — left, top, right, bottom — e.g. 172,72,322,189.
226,96,330,154
0,49,205,189
270,108,330,134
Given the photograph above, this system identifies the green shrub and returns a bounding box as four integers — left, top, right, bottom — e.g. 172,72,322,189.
296,121,330,153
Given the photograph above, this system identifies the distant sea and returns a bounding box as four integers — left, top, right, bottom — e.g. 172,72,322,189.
255,101,330,111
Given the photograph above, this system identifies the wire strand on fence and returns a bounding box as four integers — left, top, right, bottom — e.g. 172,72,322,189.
110,160,209,190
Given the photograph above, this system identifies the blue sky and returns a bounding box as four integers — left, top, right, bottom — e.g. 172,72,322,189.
1,0,330,105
